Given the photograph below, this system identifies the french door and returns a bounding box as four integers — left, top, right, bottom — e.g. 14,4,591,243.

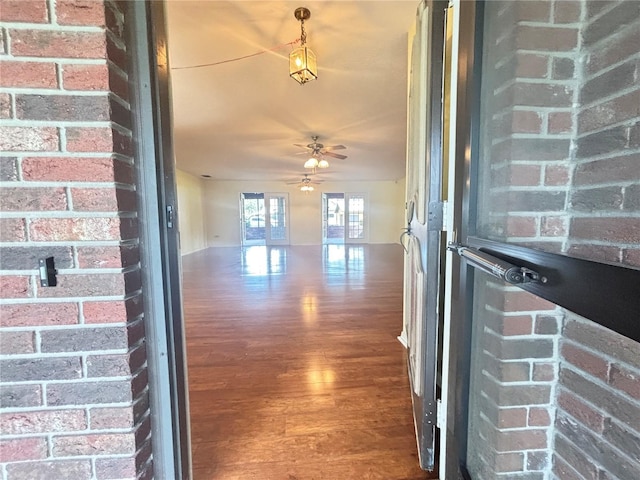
241,193,289,246
321,193,368,244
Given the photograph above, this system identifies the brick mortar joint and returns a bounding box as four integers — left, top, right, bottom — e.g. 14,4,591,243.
0,24,105,34
0,57,108,65
559,363,640,409
0,89,112,97
0,295,127,305
561,336,640,375
554,426,640,473
581,50,640,81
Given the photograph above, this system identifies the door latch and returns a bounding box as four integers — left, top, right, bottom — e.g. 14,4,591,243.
166,205,174,229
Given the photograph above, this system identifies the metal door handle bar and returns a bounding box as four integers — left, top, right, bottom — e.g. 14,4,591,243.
447,243,546,285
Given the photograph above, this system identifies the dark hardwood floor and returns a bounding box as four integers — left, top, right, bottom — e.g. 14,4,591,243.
181,244,437,480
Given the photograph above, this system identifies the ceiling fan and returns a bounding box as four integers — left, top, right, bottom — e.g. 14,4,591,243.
294,135,347,169
286,174,322,192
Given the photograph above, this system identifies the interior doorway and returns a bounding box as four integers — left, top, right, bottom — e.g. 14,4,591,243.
142,1,431,478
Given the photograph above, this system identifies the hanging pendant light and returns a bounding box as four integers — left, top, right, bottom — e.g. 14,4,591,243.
290,7,317,85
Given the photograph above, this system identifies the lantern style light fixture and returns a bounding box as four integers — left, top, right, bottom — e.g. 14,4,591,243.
289,7,317,85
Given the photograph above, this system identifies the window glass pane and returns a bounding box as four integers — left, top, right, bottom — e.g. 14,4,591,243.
474,1,639,265
269,196,286,241
348,196,364,240
326,195,345,242
466,3,640,479
242,194,265,244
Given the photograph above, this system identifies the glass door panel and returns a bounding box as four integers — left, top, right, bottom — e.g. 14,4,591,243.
346,194,367,243
241,193,288,246
456,2,640,478
265,193,289,245
323,193,345,244
241,193,265,246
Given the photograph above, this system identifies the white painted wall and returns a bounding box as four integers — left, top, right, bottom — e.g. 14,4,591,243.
176,169,207,255
204,179,406,246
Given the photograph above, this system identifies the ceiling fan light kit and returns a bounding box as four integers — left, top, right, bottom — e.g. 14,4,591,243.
287,174,319,193
290,7,317,85
304,157,319,169
296,135,347,170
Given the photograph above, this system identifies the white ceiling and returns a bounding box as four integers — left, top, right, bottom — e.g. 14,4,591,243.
165,1,418,182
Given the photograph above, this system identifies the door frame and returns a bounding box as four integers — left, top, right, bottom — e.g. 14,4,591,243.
440,1,482,478
129,2,191,478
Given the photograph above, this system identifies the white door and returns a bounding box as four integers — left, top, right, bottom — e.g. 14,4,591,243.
345,193,367,244
265,193,289,245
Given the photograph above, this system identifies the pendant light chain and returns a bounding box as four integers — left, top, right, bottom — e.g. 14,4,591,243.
300,18,307,45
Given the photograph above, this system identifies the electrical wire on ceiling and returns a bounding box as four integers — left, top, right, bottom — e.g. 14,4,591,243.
171,38,301,70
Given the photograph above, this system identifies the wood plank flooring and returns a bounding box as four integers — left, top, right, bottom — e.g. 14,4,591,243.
182,244,437,480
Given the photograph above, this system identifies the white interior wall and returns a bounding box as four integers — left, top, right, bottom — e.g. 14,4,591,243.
204,179,406,246
176,169,207,255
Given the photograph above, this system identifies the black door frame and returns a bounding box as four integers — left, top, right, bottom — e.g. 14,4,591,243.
445,2,640,478
129,2,191,478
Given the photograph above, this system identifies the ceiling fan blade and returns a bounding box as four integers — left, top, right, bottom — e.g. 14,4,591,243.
293,144,309,149
323,151,347,160
323,145,346,151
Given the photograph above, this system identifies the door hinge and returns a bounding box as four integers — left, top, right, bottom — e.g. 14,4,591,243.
436,398,445,429
442,200,450,232
424,400,437,426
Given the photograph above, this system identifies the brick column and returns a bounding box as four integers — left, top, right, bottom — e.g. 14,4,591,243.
0,1,152,479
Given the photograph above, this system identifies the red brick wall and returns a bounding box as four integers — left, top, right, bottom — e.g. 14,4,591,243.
0,1,152,478
553,2,640,479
